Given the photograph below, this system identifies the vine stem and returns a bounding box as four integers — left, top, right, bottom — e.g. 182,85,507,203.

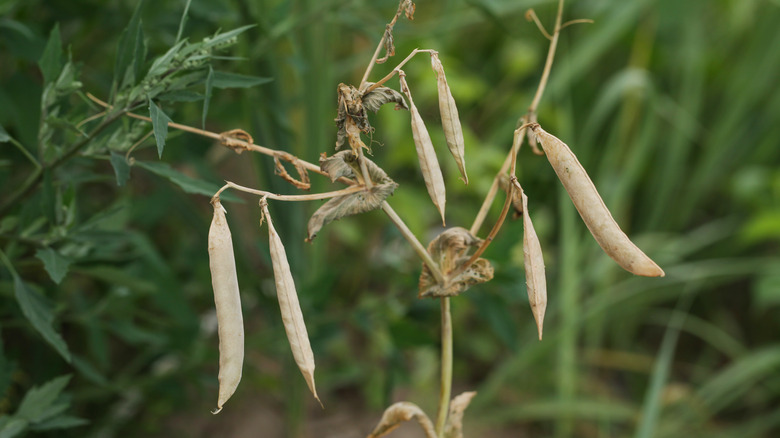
469,0,565,235
358,0,409,88
435,297,453,437
363,49,436,95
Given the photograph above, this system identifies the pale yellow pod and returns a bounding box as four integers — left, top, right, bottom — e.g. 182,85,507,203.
521,190,547,340
261,200,321,406
367,401,437,438
400,74,447,225
431,53,468,184
208,199,244,414
530,124,664,277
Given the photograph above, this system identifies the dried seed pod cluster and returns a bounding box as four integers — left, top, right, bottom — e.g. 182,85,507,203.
529,123,664,277
207,198,244,414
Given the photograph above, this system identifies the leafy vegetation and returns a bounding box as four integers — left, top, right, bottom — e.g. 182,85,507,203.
1,0,778,437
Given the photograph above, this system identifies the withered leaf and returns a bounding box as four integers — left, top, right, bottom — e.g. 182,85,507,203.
361,84,408,113
367,401,437,438
376,24,395,64
418,227,494,298
335,83,372,151
444,391,477,438
308,152,398,240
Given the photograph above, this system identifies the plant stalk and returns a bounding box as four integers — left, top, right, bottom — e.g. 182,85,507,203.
435,297,453,437
381,201,445,285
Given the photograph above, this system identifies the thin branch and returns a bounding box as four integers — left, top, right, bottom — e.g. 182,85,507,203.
357,148,374,189
75,110,107,129
126,130,154,160
561,18,594,30
381,201,445,285
363,49,436,95
525,9,553,40
359,0,410,88
528,0,565,114
223,181,365,201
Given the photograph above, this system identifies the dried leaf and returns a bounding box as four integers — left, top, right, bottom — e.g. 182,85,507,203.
403,0,416,19
367,401,436,438
520,188,547,340
308,154,398,241
444,391,477,438
219,128,253,154
208,199,244,414
361,84,408,113
418,227,494,298
260,199,321,406
431,53,468,184
530,124,664,277
345,116,369,154
335,83,372,151
400,74,446,225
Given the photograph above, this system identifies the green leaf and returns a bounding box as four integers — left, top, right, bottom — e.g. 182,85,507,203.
12,277,71,363
34,248,72,285
16,375,72,423
38,24,63,85
0,124,10,143
175,0,192,43
148,99,171,158
157,90,204,102
202,65,213,128
0,416,28,438
202,25,256,50
114,0,145,90
134,161,240,201
28,415,87,431
211,71,272,89
109,151,131,186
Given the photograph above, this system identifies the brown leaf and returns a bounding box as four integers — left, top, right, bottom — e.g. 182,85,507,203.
260,199,321,406
444,391,477,438
431,53,468,184
208,199,244,414
519,188,547,340
366,401,436,438
529,123,664,277
335,83,372,151
308,152,398,241
361,84,408,113
376,24,395,64
400,74,447,225
418,227,494,298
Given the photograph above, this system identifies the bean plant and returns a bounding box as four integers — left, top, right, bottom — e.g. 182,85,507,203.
0,0,667,436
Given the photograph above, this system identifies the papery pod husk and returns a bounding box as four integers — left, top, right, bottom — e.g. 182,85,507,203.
520,189,547,340
431,53,468,184
444,391,477,438
400,74,446,225
530,123,664,277
261,199,321,406
208,199,244,414
418,227,494,298
366,401,437,438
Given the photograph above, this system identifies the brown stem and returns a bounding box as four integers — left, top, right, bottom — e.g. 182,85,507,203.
363,49,436,95
381,201,445,285
358,0,409,88
222,181,365,201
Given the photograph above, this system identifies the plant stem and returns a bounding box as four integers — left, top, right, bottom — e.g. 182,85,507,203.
435,297,453,437
381,201,445,285
221,181,365,201
469,0,566,234
358,0,409,88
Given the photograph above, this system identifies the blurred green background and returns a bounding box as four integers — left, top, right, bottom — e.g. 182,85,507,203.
1,0,779,437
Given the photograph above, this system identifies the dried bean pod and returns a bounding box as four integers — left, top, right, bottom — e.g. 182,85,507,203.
208,199,244,414
260,199,321,406
530,124,664,277
520,189,547,340
431,53,468,184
